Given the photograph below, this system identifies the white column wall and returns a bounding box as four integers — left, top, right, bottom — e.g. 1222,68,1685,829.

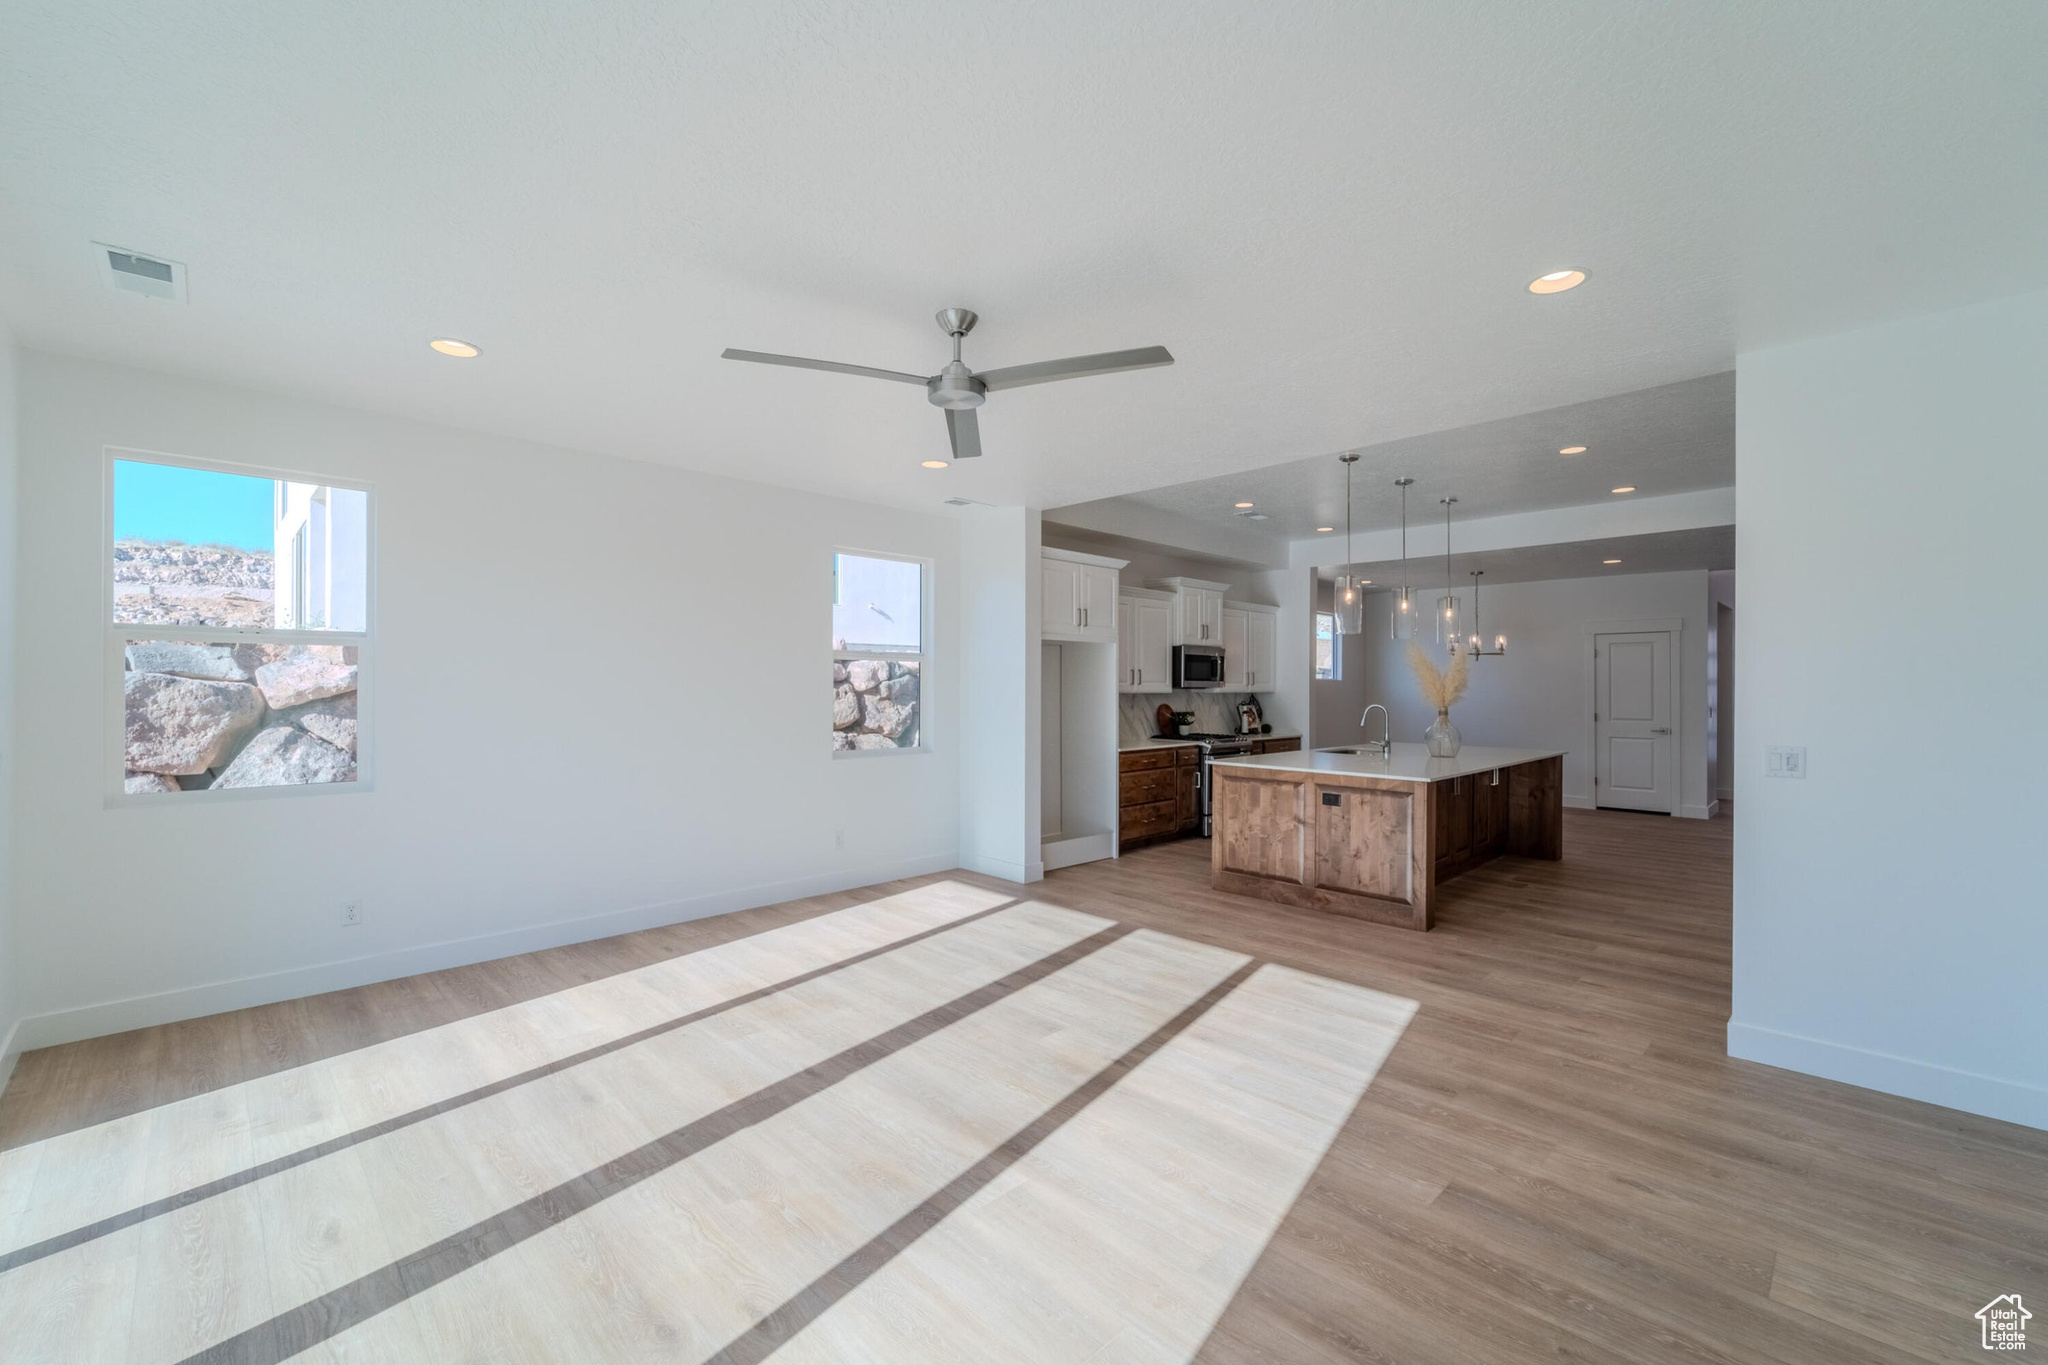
1732,287,2048,1128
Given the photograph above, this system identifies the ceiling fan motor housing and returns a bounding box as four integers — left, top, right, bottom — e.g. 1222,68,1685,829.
927,361,986,409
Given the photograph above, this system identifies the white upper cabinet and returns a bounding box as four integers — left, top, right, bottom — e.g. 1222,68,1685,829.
1246,605,1278,691
1220,606,1248,689
1151,577,1230,646
1222,599,1279,692
1118,590,1174,693
1041,548,1124,642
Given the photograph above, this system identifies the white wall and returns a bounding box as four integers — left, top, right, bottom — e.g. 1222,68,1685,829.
1732,288,2048,1129
0,324,20,1088
957,505,1041,882
11,350,963,1047
1336,571,1716,815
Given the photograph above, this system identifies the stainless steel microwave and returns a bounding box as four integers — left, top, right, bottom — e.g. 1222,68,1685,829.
1173,644,1226,689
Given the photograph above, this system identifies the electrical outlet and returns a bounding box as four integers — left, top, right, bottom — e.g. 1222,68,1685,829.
833,828,846,851
340,899,364,927
1765,745,1807,779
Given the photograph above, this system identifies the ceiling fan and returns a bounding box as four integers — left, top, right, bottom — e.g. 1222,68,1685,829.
722,308,1173,461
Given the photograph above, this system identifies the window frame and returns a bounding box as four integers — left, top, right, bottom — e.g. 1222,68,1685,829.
830,546,932,760
1314,610,1341,681
103,445,377,806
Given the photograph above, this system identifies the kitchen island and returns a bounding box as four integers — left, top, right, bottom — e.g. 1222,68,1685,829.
1209,743,1563,930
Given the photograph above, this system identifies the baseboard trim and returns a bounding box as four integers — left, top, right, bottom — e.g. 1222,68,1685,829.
958,852,1044,884
1728,1020,2048,1131
1679,801,1718,820
13,851,960,1054
1563,794,1596,810
1042,832,1114,872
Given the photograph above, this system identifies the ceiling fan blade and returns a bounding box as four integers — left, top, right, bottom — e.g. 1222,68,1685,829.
976,345,1175,392
720,349,929,386
946,407,983,459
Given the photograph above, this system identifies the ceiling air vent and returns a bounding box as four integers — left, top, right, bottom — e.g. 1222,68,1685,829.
1234,510,1269,521
943,497,977,507
95,243,186,301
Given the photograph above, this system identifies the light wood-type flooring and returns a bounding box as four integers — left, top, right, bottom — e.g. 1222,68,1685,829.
1,808,2043,1363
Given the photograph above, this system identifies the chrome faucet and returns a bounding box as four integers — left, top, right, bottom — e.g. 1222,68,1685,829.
1359,703,1391,758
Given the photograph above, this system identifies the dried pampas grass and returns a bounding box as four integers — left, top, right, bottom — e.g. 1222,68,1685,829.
1406,640,1470,712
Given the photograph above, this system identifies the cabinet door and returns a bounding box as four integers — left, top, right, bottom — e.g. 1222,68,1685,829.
1176,761,1200,832
1041,560,1078,637
1178,590,1206,644
1078,564,1118,640
1220,607,1248,689
1247,610,1277,691
1203,591,1224,644
1133,598,1173,691
1117,599,1138,692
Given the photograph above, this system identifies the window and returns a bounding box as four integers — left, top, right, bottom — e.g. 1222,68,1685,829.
832,551,926,753
110,452,371,798
1315,611,1340,681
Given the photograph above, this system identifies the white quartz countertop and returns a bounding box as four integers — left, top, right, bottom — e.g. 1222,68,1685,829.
1209,742,1564,783
1118,732,1300,753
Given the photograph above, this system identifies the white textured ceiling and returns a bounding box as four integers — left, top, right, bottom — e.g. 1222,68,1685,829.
2,3,2045,513
1057,372,1732,543
1317,526,1735,591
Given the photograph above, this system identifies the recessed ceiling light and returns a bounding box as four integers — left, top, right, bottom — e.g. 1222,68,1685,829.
1234,501,1255,508
921,459,950,469
1603,558,1622,565
429,338,480,358
1611,486,1636,494
1559,445,1587,455
1316,526,1334,533
1528,269,1586,295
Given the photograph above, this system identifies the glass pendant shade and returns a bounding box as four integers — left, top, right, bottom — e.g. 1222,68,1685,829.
1334,573,1365,634
1334,453,1364,634
1390,476,1416,639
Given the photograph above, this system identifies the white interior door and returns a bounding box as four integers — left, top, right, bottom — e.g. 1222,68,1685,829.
1596,631,1675,812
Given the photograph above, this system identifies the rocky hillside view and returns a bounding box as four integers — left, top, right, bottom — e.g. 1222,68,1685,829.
833,659,919,750
114,538,275,628
125,641,358,792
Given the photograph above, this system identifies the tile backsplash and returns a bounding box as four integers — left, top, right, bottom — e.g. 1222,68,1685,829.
1118,691,1276,744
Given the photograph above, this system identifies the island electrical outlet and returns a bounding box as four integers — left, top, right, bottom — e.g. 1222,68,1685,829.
340,899,364,927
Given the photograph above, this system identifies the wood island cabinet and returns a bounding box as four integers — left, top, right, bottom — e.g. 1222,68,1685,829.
1210,749,1564,930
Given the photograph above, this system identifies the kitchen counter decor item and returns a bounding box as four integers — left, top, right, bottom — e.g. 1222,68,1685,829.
1407,639,1470,757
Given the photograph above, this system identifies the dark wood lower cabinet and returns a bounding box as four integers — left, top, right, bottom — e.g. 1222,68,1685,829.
1433,769,1510,882
1120,745,1202,851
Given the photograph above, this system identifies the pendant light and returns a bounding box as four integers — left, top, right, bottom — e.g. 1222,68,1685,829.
1466,570,1506,656
1390,476,1416,639
1436,496,1462,652
1334,453,1365,634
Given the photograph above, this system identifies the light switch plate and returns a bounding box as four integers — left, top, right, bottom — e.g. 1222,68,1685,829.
1766,745,1807,778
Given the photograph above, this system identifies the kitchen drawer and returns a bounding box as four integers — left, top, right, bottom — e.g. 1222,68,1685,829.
1256,737,1301,754
1120,798,1179,843
1120,768,1178,806
1176,746,1201,766
1120,747,1180,772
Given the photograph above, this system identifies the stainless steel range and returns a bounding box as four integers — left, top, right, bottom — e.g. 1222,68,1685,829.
1178,731,1256,837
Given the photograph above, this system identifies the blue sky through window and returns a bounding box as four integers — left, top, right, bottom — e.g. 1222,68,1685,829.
114,460,275,552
